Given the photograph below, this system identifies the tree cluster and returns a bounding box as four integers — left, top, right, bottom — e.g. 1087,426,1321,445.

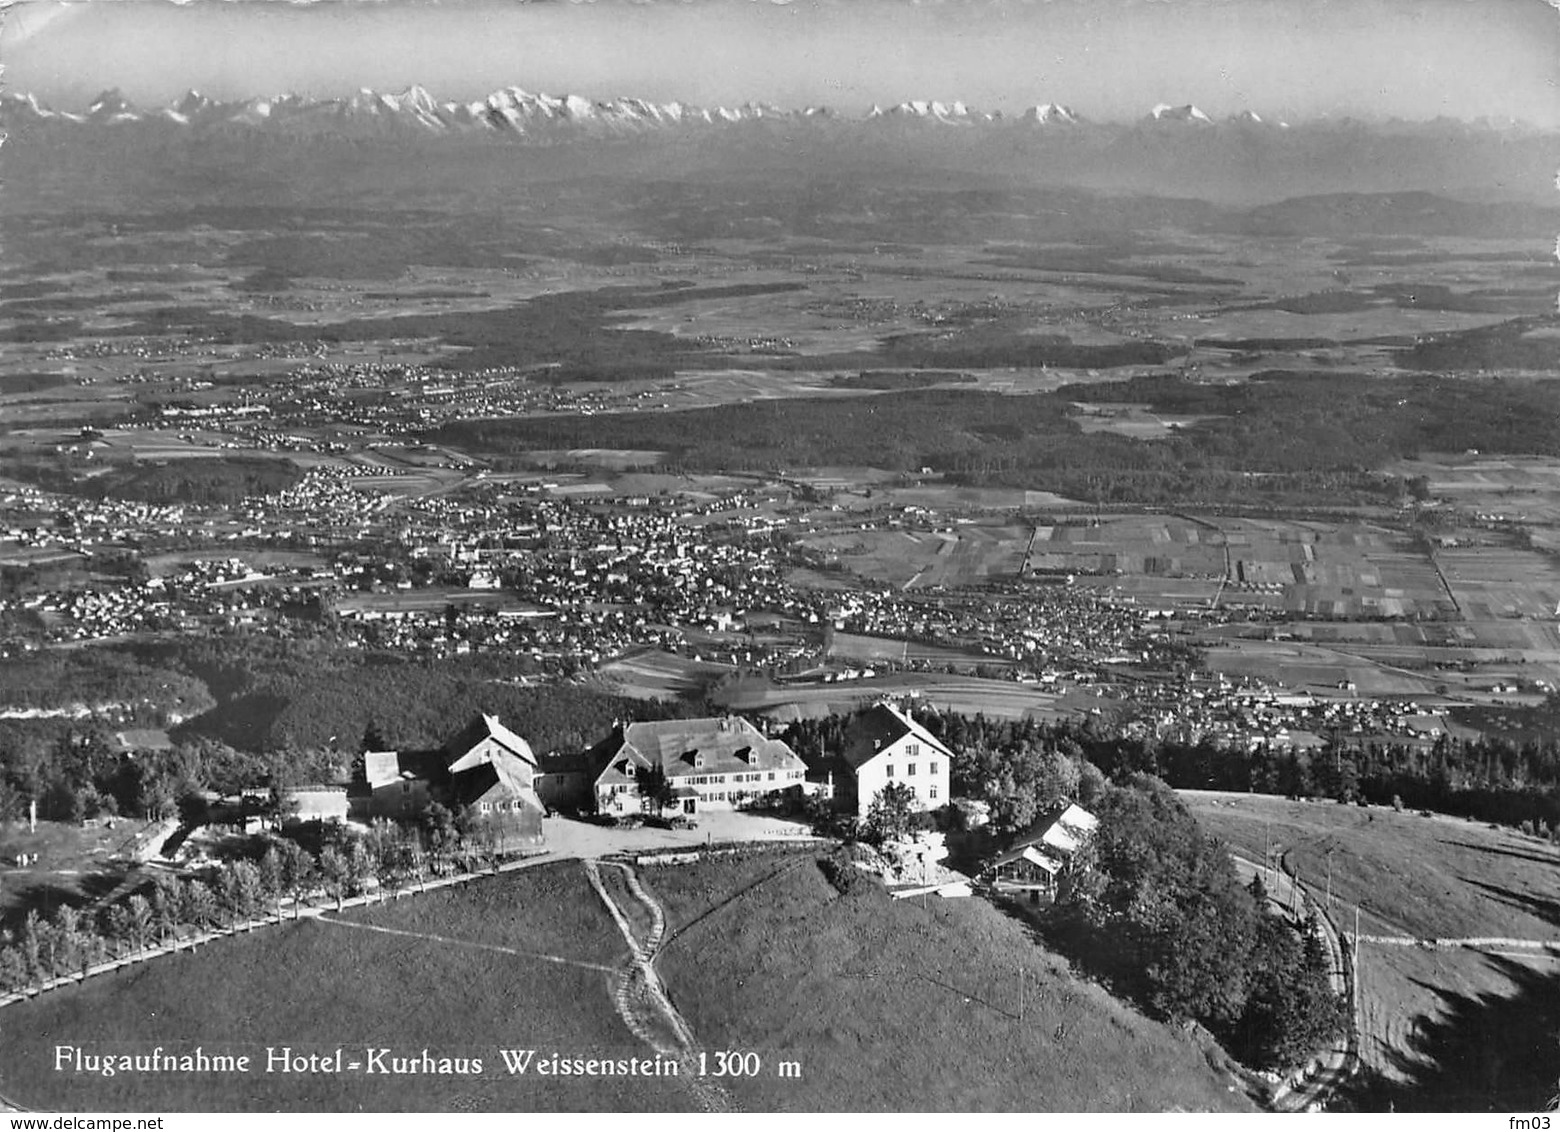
1084,726,1560,834
1056,775,1345,1070
0,805,513,995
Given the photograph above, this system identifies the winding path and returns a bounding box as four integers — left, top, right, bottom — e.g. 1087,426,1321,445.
583,859,735,1113
1228,852,1358,1112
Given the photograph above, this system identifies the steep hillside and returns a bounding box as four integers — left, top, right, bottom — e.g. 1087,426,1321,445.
645,851,1254,1111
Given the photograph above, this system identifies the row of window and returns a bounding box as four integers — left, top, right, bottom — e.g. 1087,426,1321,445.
884,762,938,779
477,799,521,813
685,771,783,785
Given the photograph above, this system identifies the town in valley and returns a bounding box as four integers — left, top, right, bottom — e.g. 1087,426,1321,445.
1,0,1557,1116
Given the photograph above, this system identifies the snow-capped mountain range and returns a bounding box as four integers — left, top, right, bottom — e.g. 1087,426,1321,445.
0,85,1315,139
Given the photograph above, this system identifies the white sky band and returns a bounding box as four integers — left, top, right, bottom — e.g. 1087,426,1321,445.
3,0,1553,128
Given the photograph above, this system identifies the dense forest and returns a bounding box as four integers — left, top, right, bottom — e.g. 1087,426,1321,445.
910,710,1560,835
4,455,304,506
1066,775,1345,1069
435,370,1560,505
0,638,696,825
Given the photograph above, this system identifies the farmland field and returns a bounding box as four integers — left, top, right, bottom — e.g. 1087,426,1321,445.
801,523,1031,590
1195,639,1441,696
1183,790,1560,1111
713,671,1080,720
1390,455,1560,527
595,649,737,700
826,630,1012,671
1438,547,1560,621
1028,516,1226,579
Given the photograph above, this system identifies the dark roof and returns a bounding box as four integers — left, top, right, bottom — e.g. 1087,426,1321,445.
443,712,536,766
449,760,543,812
586,717,805,785
535,749,597,776
840,703,952,770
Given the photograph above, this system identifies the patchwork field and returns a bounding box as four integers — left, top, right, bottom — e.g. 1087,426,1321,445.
1392,455,1560,526
1184,790,1560,1112
1028,516,1226,578
801,523,1032,590
1438,548,1560,621
713,671,1083,721
826,630,1012,672
1219,521,1452,620
1196,639,1440,696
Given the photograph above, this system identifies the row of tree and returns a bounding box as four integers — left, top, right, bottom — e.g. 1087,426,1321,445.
0,806,512,995
873,709,1560,836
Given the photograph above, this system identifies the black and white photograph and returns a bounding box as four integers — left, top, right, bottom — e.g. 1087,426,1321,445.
0,0,1556,1115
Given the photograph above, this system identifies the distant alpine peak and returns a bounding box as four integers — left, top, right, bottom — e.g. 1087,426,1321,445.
0,86,1538,139
1023,103,1079,125
87,88,137,122
1150,103,1214,124
868,99,979,124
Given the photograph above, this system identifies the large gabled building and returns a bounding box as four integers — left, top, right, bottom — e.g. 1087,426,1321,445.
350,713,545,847
836,701,953,816
566,716,811,816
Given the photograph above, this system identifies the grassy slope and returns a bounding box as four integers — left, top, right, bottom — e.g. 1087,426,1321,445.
5,848,1264,1113
3,862,686,1113
1184,791,1560,1110
644,851,1253,1112
1181,790,1560,940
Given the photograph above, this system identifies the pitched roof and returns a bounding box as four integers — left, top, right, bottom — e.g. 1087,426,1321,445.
1002,803,1099,859
444,712,536,767
840,702,953,770
588,716,805,783
449,759,544,812
990,842,1068,873
363,748,443,788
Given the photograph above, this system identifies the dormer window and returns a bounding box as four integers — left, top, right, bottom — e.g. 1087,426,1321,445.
694,753,705,769
624,762,636,778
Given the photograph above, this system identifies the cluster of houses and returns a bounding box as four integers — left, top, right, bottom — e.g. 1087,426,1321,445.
340,701,957,832
295,701,1096,905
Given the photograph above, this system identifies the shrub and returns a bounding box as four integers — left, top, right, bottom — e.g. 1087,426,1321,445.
817,850,880,897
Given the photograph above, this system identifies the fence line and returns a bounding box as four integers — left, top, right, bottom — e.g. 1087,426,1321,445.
0,849,552,1010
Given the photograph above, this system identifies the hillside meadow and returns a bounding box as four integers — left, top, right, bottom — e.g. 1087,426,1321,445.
2,850,1255,1112
1183,790,1560,1110
2,862,680,1112
643,850,1254,1112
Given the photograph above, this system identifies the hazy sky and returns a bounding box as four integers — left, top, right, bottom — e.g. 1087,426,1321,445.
3,0,1556,126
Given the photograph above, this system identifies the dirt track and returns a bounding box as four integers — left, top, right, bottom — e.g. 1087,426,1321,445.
584,859,736,1113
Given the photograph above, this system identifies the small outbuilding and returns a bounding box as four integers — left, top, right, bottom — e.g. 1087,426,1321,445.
985,802,1099,905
